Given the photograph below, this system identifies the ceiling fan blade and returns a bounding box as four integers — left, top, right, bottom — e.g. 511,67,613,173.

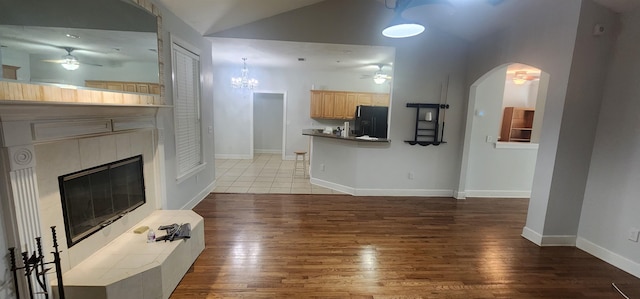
42,59,65,63
80,61,103,67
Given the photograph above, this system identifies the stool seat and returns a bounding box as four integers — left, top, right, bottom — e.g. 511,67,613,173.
294,151,308,178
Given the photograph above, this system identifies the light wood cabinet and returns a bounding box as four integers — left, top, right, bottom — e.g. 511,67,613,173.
372,93,390,106
85,80,160,94
310,91,323,118
500,107,535,142
310,90,389,119
333,92,347,119
357,93,372,106
2,65,20,80
322,92,335,118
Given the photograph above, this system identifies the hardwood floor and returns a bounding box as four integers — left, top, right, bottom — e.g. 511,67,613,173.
171,193,640,298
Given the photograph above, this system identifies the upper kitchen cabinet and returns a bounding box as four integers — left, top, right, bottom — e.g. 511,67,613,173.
310,90,389,120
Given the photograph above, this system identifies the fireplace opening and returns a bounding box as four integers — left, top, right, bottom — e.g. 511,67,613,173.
59,155,146,247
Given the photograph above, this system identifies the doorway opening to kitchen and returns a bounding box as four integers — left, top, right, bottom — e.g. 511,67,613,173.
251,91,287,160
456,62,550,199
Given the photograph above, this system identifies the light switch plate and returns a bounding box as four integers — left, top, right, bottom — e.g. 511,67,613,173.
628,228,639,242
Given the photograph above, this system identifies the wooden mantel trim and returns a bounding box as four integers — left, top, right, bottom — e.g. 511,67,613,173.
0,81,163,105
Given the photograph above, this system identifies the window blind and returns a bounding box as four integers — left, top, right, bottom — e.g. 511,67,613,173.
171,43,202,178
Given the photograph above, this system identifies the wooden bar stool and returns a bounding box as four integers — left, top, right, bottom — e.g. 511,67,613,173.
293,151,307,178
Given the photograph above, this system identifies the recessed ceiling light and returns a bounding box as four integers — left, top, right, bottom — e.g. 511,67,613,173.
298,58,306,61
66,34,79,39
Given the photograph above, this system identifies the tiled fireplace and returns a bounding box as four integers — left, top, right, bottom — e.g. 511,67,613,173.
0,98,164,297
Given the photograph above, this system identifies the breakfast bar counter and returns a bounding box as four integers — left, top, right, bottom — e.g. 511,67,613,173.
302,129,390,143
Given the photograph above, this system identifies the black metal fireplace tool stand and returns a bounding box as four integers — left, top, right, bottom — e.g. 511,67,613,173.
9,226,65,299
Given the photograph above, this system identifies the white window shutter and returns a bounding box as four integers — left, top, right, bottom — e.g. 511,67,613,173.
172,42,202,179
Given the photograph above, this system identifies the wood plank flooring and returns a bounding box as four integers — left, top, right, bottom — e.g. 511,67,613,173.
171,193,640,298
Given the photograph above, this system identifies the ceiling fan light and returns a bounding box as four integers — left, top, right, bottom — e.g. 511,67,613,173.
382,21,425,38
61,53,80,71
373,73,387,84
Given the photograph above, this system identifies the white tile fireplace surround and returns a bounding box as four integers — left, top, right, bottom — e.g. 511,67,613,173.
0,99,200,298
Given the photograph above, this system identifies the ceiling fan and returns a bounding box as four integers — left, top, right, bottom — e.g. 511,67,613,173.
361,64,393,84
512,70,539,84
42,47,103,70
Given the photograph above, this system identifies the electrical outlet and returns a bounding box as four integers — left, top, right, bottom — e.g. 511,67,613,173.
486,135,494,143
320,164,325,171
628,228,639,242
408,172,414,180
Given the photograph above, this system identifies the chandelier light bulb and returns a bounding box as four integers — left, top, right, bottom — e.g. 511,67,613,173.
231,58,258,89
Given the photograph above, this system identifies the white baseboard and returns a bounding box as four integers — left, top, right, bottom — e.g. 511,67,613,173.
454,190,466,199
465,190,531,198
215,154,252,159
180,180,215,210
310,178,355,195
577,237,640,279
541,235,576,246
310,178,453,197
521,226,577,246
355,188,453,197
254,149,281,154
522,226,543,245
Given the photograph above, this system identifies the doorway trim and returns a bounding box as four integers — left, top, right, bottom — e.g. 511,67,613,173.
456,63,549,199
249,90,288,160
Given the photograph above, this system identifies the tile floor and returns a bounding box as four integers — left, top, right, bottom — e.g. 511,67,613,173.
213,153,344,194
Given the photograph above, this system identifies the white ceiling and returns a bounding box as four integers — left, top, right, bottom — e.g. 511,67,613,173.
156,0,326,36
160,0,640,75
0,25,158,65
159,0,640,39
209,37,395,73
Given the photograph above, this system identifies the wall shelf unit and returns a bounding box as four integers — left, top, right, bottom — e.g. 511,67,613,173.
405,103,450,146
500,107,535,142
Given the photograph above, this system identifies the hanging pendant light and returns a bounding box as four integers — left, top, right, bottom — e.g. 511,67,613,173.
382,0,454,38
231,58,258,89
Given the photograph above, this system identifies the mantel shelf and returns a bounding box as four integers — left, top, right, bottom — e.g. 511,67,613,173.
0,100,172,122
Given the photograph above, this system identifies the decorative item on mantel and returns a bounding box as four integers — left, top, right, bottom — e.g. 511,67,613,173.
405,102,450,146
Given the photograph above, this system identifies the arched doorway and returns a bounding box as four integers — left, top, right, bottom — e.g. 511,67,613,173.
456,63,550,199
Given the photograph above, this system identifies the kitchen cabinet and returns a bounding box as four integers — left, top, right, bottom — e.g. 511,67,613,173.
2,65,20,80
310,90,389,119
500,107,535,142
333,92,347,119
322,92,335,118
310,91,323,118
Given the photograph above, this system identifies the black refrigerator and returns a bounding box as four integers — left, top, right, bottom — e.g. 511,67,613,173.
354,105,388,138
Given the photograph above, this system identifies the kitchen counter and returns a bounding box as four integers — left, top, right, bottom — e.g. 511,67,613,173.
302,129,390,143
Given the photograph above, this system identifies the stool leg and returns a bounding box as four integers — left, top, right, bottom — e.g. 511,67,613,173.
294,155,299,176
303,154,307,178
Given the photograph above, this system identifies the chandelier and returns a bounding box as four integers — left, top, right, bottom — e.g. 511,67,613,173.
231,58,258,89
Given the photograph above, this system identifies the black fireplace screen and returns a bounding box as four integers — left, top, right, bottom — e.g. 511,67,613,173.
59,155,146,247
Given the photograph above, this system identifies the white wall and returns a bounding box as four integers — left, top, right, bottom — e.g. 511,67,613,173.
213,64,392,159
253,93,283,153
579,8,640,276
211,0,474,192
467,0,582,238
464,66,538,197
29,58,158,86
0,48,30,81
502,80,538,111
155,1,216,210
